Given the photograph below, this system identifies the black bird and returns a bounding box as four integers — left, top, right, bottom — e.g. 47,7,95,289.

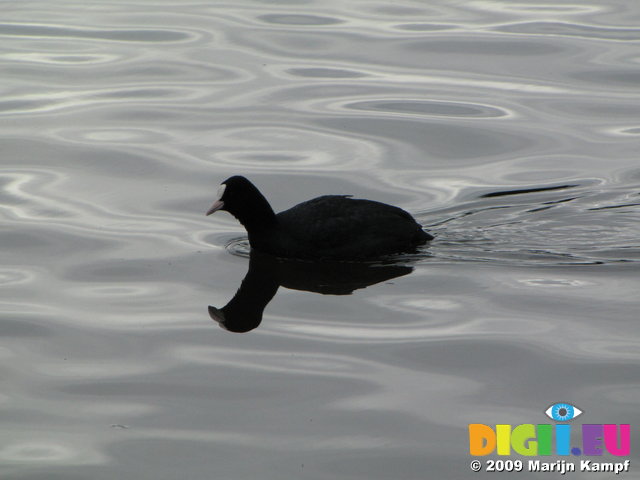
206,175,432,260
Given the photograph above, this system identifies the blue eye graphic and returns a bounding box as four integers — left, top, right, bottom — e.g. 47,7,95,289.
545,403,583,422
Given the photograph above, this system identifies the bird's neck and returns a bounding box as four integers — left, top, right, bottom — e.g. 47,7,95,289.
230,190,277,235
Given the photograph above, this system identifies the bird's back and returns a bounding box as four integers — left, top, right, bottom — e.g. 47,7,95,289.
267,195,430,259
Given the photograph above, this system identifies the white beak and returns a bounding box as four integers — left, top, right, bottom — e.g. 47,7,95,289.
206,200,224,216
206,184,227,215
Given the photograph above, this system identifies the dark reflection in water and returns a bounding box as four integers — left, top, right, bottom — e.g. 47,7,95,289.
209,251,413,333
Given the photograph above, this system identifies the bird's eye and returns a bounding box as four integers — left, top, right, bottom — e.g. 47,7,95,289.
216,184,226,200
545,403,583,422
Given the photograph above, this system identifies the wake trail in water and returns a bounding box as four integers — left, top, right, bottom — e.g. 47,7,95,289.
421,182,640,266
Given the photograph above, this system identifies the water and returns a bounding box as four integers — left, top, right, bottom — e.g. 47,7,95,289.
1,1,639,478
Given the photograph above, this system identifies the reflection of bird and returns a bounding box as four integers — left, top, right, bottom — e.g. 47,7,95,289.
209,250,414,333
206,176,432,260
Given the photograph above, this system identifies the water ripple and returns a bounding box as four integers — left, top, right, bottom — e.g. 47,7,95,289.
394,23,455,32
0,86,209,115
494,21,640,41
0,52,119,65
0,442,94,464
207,125,382,171
424,181,640,265
406,38,563,56
257,14,344,26
52,127,170,145
0,267,34,286
466,2,604,16
343,99,509,118
0,22,194,42
285,67,367,78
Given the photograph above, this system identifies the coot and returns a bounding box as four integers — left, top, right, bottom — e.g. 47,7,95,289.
206,176,433,260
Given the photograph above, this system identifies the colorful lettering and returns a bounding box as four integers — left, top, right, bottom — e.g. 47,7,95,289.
468,423,631,457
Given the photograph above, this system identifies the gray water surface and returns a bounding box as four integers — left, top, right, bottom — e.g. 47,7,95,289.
1,1,639,479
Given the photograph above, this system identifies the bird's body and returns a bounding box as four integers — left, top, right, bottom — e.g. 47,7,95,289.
207,176,432,260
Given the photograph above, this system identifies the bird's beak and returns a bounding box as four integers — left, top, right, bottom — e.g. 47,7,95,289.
208,305,227,329
206,200,224,216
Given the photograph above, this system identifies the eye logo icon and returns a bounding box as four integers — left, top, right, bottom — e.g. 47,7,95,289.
545,403,583,422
